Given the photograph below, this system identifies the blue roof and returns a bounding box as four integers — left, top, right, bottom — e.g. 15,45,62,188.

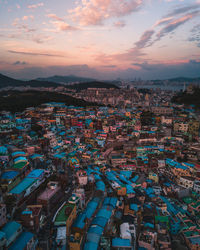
0,231,5,240
126,184,135,194
103,197,117,208
120,170,132,179
86,232,101,244
11,151,26,157
96,208,112,220
85,200,99,219
0,146,8,155
88,225,104,235
14,156,27,163
91,217,108,228
1,221,21,240
26,169,44,179
8,232,34,250
96,180,105,192
1,171,19,180
112,238,131,247
130,203,138,211
30,154,43,159
9,177,36,194
189,236,200,245
73,213,86,229
84,241,98,250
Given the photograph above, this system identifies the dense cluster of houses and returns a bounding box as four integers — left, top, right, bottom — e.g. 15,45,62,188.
0,92,200,250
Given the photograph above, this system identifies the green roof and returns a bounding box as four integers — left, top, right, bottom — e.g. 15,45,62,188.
12,161,27,169
183,197,196,204
54,203,75,226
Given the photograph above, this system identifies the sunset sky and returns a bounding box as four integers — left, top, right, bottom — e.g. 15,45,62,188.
0,0,200,80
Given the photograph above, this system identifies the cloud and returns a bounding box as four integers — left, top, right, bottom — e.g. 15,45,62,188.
134,30,155,48
28,2,44,9
156,11,199,41
22,15,34,21
113,21,126,28
69,0,143,26
47,14,77,31
47,14,64,21
154,17,174,27
13,61,27,65
129,60,200,79
188,23,200,47
31,35,54,44
8,50,64,57
165,3,200,18
50,20,78,31
101,65,117,68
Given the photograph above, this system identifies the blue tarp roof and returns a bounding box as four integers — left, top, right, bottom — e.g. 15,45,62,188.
86,232,101,244
9,178,36,194
85,200,99,219
11,151,26,157
84,241,98,250
96,180,105,192
88,225,104,235
8,232,34,250
1,221,21,240
112,238,131,247
30,154,43,159
73,213,86,229
91,217,108,228
130,204,138,211
0,231,5,240
96,208,112,220
103,197,117,208
13,156,27,163
26,169,44,179
0,146,8,154
1,171,19,180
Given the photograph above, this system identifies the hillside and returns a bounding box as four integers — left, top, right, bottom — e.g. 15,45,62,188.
0,73,119,90
67,81,119,91
0,73,62,88
172,87,200,108
0,91,98,112
36,75,96,84
0,73,22,87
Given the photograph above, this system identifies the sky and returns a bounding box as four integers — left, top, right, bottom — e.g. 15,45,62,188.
0,0,200,80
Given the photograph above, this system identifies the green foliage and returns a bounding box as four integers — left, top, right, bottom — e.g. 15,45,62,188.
67,81,119,91
172,87,200,108
140,111,154,126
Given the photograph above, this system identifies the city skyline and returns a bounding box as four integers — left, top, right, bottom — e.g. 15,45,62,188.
0,0,200,80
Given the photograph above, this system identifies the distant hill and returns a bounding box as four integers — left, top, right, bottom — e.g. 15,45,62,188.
0,73,62,88
167,77,200,83
172,87,200,108
0,73,22,88
0,90,98,112
0,73,119,90
36,75,96,84
67,81,119,91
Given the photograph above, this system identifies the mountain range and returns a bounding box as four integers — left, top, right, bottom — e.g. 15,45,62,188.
0,73,118,90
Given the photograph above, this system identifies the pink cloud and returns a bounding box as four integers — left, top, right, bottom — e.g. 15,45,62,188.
22,15,34,21
50,20,78,31
69,0,143,26
28,3,44,9
156,11,199,40
47,14,64,22
113,21,126,28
